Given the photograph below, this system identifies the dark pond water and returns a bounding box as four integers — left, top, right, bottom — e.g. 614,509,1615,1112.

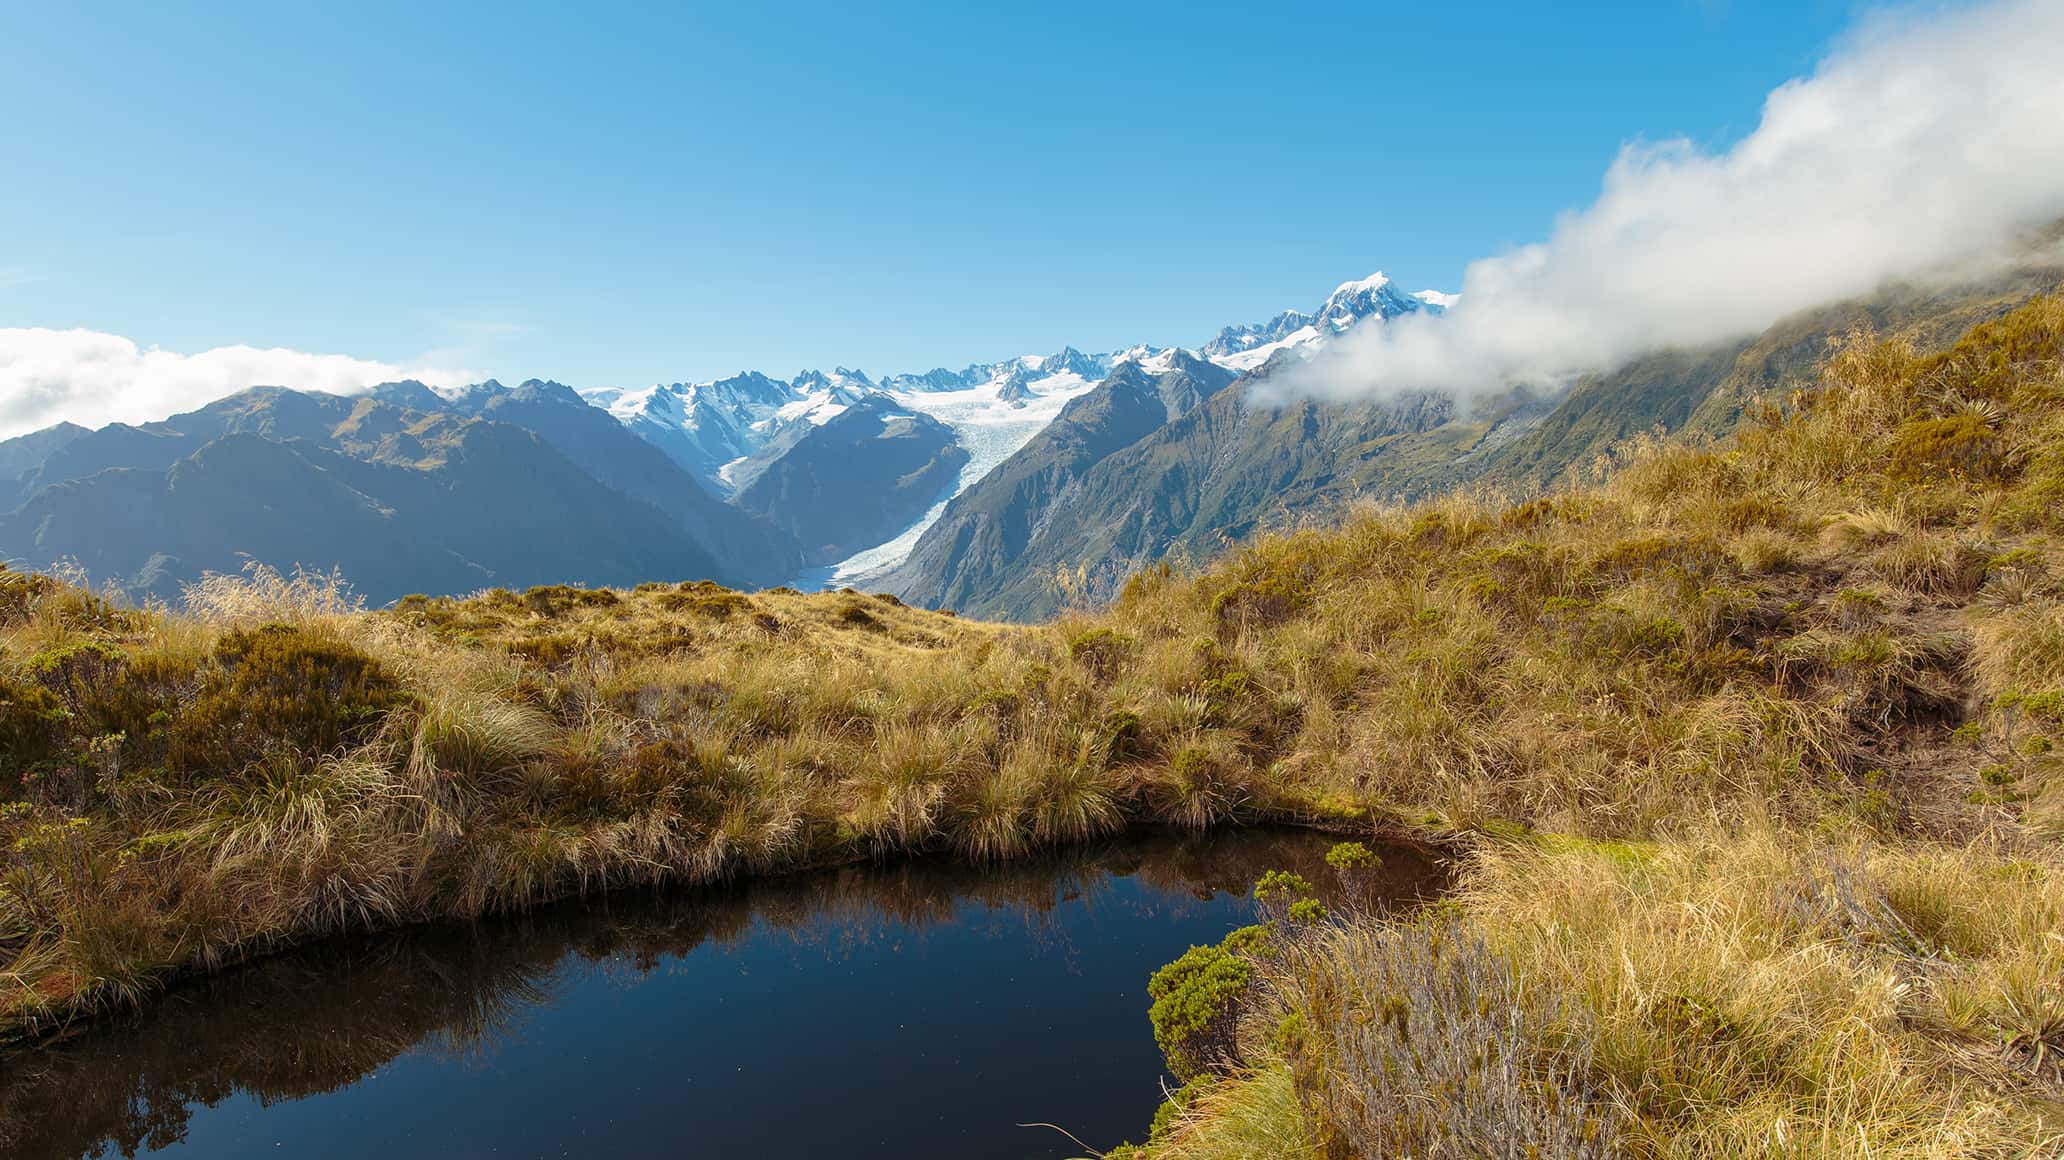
0,829,1445,1160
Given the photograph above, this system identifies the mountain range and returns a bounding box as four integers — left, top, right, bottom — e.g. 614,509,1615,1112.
3,262,2056,616
0,273,1443,605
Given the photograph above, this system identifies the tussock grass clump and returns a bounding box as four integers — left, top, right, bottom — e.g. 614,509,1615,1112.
181,561,365,627
1117,1065,1319,1160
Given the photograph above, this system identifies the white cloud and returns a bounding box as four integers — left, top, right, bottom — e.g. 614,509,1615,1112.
0,328,476,440
1262,0,2064,405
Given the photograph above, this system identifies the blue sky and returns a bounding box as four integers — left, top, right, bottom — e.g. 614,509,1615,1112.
4,0,1866,390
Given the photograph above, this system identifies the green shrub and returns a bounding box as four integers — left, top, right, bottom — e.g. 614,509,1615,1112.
1099,707,1144,764
1253,869,1313,905
657,589,754,618
1157,742,1240,828
27,640,128,702
0,565,56,626
1197,668,1255,728
1288,897,1330,924
1067,627,1135,678
0,675,66,801
1325,841,1378,872
1209,574,1310,634
2002,689,2064,723
1220,923,1274,956
1148,941,1255,1082
1149,1075,1217,1141
180,625,411,773
26,641,198,790
1889,415,2002,480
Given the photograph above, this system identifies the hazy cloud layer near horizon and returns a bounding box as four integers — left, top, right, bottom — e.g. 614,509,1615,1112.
1259,0,2064,405
0,328,473,440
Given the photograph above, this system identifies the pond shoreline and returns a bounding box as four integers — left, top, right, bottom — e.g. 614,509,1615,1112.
3,810,1458,1051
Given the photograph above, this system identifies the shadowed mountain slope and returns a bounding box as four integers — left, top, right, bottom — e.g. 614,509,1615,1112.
881,352,1237,615
0,423,89,488
0,385,799,601
731,394,970,566
0,423,733,604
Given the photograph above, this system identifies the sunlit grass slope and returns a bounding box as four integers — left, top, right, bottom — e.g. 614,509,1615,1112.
2,295,2062,1153
1122,297,2064,1157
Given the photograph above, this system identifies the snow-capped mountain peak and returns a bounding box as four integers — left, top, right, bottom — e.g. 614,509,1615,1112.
1037,346,1102,379
792,367,876,396
1199,270,1432,368
1313,271,1426,333
1201,308,1311,358
1330,272,1394,297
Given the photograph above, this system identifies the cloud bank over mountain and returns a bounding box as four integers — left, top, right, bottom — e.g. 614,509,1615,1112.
1263,0,2064,404
0,328,473,439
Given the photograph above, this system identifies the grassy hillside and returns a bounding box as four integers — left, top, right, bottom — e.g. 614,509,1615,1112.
1119,296,2064,1157
3,296,2063,1151
1480,266,2064,493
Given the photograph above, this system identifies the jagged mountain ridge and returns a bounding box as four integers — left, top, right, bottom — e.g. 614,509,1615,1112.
579,272,1446,501
1203,277,1452,364
567,272,1446,591
6,265,2052,622
877,352,1242,615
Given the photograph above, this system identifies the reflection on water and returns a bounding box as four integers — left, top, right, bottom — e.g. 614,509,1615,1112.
0,828,1446,1160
